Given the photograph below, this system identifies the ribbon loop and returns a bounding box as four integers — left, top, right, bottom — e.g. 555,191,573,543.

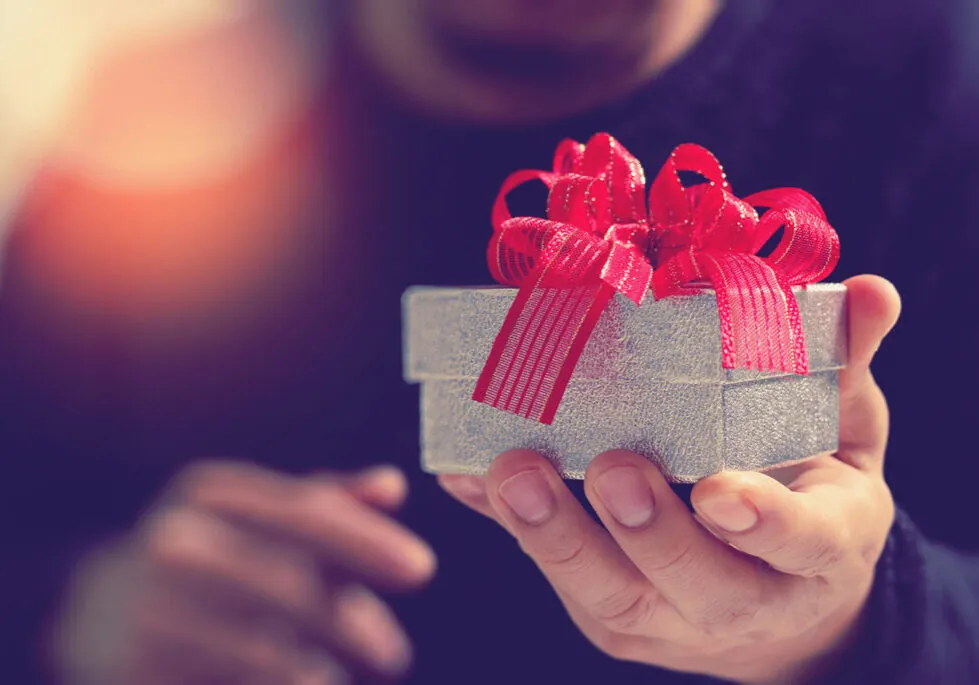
757,208,840,285
579,133,648,224
547,174,613,234
476,137,840,423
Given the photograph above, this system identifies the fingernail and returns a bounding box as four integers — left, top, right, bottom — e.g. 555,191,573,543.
593,466,655,528
697,493,759,533
498,470,555,524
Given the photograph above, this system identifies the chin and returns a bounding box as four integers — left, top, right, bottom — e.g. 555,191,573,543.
418,0,663,48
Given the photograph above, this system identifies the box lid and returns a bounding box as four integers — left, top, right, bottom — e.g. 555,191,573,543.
403,284,846,383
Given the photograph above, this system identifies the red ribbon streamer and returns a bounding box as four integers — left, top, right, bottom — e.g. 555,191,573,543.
473,135,840,425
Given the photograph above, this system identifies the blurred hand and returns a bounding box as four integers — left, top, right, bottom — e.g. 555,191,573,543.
440,275,900,684
55,462,436,685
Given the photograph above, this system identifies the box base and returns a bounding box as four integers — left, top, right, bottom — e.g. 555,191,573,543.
418,372,839,483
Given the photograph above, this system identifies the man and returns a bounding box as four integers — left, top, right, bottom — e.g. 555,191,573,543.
2,0,978,683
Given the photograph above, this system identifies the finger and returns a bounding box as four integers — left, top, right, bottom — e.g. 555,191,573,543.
318,465,409,512
437,474,501,522
139,511,409,681
134,606,352,685
331,584,413,678
141,507,389,676
176,462,437,590
140,507,320,619
584,451,767,627
483,450,681,638
131,595,298,685
293,652,353,685
555,591,654,663
840,275,901,386
837,275,900,470
691,462,890,580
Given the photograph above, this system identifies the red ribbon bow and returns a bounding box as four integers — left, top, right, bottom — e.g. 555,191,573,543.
472,134,840,425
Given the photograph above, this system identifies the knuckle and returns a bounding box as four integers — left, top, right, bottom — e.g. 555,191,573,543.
754,533,793,562
265,555,321,611
803,534,849,576
143,509,213,568
531,535,593,574
645,541,700,578
785,534,848,577
594,590,658,634
295,482,350,528
693,595,763,638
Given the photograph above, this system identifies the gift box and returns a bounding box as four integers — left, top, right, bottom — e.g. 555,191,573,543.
403,136,846,482
403,283,846,482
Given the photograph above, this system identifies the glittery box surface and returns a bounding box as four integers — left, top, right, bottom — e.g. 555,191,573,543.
403,284,847,482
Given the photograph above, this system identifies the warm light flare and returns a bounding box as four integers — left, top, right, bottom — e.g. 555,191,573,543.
47,2,322,190
1,1,328,333
0,0,272,210
20,118,325,335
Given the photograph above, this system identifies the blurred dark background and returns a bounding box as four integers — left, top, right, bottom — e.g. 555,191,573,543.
1,1,978,684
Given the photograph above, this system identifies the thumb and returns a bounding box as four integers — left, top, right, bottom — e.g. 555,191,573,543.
837,275,901,470
841,275,901,386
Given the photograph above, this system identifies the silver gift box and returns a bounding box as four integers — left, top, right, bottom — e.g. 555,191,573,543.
403,284,847,483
